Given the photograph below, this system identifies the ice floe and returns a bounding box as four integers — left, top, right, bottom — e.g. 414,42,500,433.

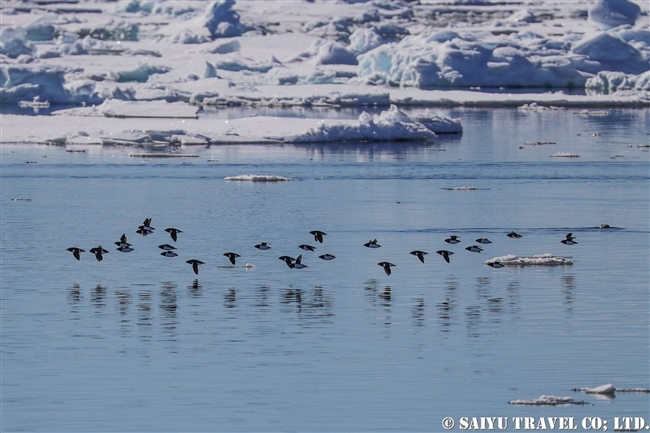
224,175,292,182
550,153,580,158
509,395,587,406
485,254,574,266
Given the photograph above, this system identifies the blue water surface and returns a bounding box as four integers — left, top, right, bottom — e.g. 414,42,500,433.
1,108,649,431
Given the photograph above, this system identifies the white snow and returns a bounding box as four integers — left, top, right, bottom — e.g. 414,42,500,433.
485,254,574,266
0,0,648,143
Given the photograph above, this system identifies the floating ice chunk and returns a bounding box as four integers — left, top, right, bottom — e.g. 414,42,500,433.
203,39,240,54
293,105,436,143
316,41,358,65
0,28,35,58
518,103,564,111
572,31,647,74
589,0,640,30
224,175,292,182
107,63,171,83
586,70,650,92
204,61,218,79
162,0,247,42
584,384,616,394
0,65,68,104
410,109,462,134
507,9,540,24
357,30,588,88
349,28,385,55
485,254,573,266
550,153,580,158
509,395,586,406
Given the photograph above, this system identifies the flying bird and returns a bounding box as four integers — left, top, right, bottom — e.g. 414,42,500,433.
165,228,183,242
279,256,295,268
507,231,522,239
310,230,327,243
436,250,454,263
186,259,204,275
561,233,577,245
158,244,177,251
364,239,381,248
465,245,483,253
292,254,308,269
255,242,271,250
67,247,85,261
475,238,492,244
89,246,109,262
378,261,395,276
445,235,461,244
161,251,178,258
224,252,241,265
319,254,336,260
299,244,316,252
410,250,428,263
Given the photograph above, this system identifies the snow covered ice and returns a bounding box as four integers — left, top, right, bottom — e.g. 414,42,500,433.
0,0,648,143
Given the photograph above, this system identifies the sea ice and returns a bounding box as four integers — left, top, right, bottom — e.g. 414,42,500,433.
485,254,574,266
589,0,641,30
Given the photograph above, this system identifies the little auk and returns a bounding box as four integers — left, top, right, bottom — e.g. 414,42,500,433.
436,250,454,263
364,239,381,248
224,252,241,265
186,259,204,275
378,262,395,276
165,228,183,242
445,235,461,244
410,250,428,263
310,230,327,243
67,247,85,261
89,246,109,262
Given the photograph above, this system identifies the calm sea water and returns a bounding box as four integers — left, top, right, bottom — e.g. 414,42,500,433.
2,108,649,431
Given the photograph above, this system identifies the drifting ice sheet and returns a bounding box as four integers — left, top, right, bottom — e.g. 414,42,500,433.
485,254,573,266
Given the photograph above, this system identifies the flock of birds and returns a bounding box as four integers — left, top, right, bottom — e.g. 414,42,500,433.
66,218,584,277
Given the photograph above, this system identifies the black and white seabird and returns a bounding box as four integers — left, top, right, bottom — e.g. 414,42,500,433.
561,233,578,245
310,230,327,243
465,245,483,253
115,234,129,247
279,256,295,268
507,231,522,239
67,247,85,260
364,239,381,248
319,254,336,260
89,246,109,262
136,225,155,237
186,259,204,275
158,244,177,251
161,251,178,258
487,262,504,268
117,246,134,253
445,235,461,244
255,242,271,250
475,238,492,244
599,224,611,229
141,218,155,232
224,252,241,265
378,261,395,276
165,228,182,242
292,255,308,269
410,250,428,263
436,250,454,263
299,244,316,252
